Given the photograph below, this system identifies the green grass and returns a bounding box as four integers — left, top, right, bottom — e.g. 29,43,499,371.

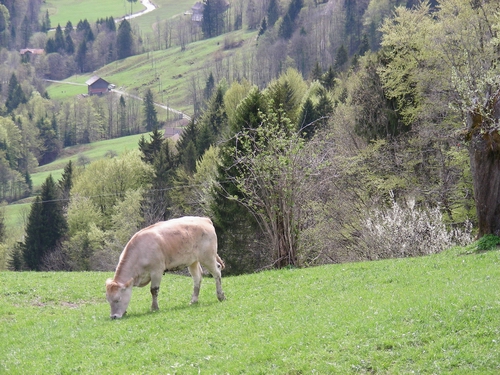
1,246,499,374
3,132,148,236
42,0,144,27
46,28,258,114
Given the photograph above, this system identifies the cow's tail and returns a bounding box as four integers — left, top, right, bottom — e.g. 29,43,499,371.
216,254,225,270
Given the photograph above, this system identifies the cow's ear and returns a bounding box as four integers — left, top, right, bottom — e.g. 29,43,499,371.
124,278,134,288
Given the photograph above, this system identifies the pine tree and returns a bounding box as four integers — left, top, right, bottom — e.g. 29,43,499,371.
23,176,68,270
117,19,133,59
143,89,158,131
267,0,279,27
54,24,65,52
297,97,317,139
335,44,348,70
58,160,74,208
5,73,27,113
23,196,44,270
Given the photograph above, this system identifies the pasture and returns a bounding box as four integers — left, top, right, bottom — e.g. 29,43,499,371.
1,245,499,374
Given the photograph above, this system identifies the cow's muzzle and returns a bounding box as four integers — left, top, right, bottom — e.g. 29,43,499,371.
110,311,127,319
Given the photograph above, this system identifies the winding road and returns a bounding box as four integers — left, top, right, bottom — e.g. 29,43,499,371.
46,0,192,122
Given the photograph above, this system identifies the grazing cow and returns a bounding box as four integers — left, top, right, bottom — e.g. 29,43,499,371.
105,216,225,319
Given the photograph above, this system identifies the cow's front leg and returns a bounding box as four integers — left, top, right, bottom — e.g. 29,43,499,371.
150,286,160,311
188,262,202,304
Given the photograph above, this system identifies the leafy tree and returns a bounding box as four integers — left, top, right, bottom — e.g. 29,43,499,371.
23,175,67,270
378,0,500,236
143,89,158,131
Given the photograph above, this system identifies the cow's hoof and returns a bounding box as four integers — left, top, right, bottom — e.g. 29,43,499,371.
218,294,226,302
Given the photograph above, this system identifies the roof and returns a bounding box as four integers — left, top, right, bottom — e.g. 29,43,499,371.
20,48,44,55
85,76,109,86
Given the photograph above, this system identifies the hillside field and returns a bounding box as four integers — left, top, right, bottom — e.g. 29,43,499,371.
1,245,499,374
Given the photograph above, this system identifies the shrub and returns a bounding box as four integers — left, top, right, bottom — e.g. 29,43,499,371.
359,194,473,260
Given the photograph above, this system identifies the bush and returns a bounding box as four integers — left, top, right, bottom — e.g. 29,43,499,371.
359,195,473,260
476,234,500,251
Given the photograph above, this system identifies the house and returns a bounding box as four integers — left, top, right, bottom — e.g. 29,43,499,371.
20,48,44,62
85,76,111,96
191,2,204,22
20,48,44,55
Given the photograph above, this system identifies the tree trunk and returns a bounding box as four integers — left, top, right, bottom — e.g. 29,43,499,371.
468,108,500,237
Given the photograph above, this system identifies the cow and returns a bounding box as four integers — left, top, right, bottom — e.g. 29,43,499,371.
105,216,225,319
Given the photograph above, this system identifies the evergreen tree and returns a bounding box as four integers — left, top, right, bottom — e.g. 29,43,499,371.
5,73,27,113
267,0,279,27
117,19,133,59
76,40,87,72
278,13,294,39
8,242,25,271
54,24,65,52
204,72,215,103
297,97,317,139
202,0,227,38
258,17,267,36
310,61,323,81
138,127,163,164
23,175,69,269
58,160,73,208
64,20,73,36
176,120,198,172
321,66,336,90
119,95,127,136
23,196,44,270
335,44,348,70
143,89,158,131
65,33,74,54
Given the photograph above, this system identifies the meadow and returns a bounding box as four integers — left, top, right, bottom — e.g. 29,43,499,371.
1,244,499,374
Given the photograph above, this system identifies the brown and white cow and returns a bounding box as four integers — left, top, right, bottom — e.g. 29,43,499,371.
105,216,225,319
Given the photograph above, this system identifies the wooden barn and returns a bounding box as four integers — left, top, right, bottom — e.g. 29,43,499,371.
85,76,111,96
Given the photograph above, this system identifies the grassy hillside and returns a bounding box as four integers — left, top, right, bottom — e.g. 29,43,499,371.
3,132,148,236
1,245,499,374
43,0,190,30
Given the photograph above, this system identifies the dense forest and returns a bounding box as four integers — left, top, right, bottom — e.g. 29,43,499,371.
1,0,498,274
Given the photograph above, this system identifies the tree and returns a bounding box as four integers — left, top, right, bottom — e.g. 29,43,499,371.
224,105,307,268
143,89,158,131
58,160,74,208
23,175,67,270
5,73,27,113
267,0,279,27
202,0,228,38
127,0,138,15
117,19,133,59
378,0,500,236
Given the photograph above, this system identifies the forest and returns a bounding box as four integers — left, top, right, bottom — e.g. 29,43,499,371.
1,0,498,274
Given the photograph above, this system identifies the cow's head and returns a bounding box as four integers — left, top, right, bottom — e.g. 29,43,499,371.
105,278,133,319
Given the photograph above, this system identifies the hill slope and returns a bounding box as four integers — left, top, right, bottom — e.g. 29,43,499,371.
1,246,499,373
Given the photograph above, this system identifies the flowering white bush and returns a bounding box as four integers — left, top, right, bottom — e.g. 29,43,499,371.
360,195,473,260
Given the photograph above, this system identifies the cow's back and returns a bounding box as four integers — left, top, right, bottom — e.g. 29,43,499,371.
118,217,217,275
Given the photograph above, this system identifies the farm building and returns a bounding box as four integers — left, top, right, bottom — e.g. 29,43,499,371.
85,76,112,96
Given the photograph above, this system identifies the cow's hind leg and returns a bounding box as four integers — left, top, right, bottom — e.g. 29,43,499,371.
150,273,162,311
188,262,202,304
203,261,225,302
